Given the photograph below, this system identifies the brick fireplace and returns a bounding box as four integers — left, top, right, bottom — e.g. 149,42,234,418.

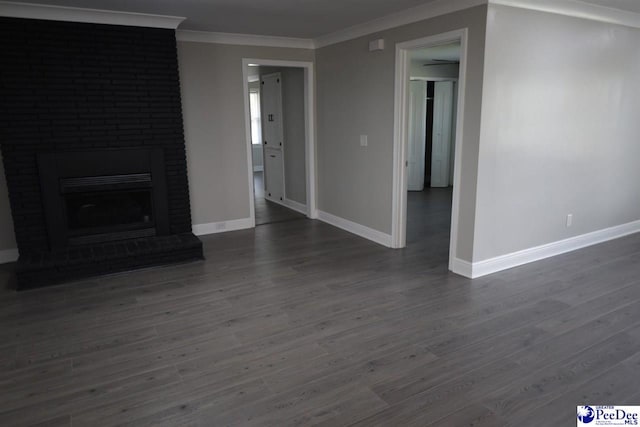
0,17,203,289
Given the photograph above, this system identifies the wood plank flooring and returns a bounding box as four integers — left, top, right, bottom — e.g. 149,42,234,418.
253,171,305,226
0,188,639,426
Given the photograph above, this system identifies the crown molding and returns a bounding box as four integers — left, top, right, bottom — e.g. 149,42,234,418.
314,0,486,49
489,0,640,30
0,1,185,29
3,0,636,50
176,30,315,49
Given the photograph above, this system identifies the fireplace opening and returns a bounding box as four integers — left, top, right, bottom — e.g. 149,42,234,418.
38,149,171,250
59,173,158,245
60,173,157,245
65,190,153,232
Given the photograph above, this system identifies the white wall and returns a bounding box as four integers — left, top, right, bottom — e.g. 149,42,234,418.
316,6,487,261
177,42,314,227
474,4,640,262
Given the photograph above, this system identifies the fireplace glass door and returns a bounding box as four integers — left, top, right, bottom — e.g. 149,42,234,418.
64,189,155,239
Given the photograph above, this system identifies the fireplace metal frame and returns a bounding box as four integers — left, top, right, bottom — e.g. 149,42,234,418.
38,148,170,251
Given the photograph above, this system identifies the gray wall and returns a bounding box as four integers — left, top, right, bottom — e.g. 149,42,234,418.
473,4,640,261
410,62,460,79
259,67,307,205
177,42,313,226
316,6,487,261
0,153,16,251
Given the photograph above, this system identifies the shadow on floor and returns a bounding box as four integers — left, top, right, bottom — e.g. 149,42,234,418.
406,186,453,246
253,171,306,226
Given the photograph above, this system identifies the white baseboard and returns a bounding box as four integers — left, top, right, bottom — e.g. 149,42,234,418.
317,210,392,247
283,198,308,216
253,166,263,172
450,257,473,278
0,248,19,264
192,217,254,236
468,219,640,278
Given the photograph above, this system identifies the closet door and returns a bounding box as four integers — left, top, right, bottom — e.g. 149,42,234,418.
261,73,284,202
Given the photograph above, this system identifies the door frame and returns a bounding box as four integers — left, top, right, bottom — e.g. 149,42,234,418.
242,58,318,225
391,29,468,274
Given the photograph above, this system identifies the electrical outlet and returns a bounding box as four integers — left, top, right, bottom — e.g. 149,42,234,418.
566,214,573,228
360,135,368,147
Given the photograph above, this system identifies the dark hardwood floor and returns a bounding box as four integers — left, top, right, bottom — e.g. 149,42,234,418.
0,188,639,426
254,171,305,226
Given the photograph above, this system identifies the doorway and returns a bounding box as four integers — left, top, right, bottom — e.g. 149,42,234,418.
408,80,457,189
242,59,317,227
391,30,468,273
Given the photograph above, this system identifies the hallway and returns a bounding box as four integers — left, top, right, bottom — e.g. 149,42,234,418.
253,171,305,226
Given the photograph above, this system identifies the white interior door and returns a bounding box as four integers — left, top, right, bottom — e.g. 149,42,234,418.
264,148,284,201
260,73,284,202
431,81,454,188
407,81,427,192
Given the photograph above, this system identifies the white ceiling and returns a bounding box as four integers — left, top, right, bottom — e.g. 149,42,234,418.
6,0,640,40
579,0,640,14
7,0,444,38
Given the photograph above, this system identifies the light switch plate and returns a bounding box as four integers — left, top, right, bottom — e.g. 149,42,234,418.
360,135,368,147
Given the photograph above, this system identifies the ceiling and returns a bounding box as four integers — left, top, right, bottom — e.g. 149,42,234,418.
7,0,444,38
6,0,640,40
580,0,640,14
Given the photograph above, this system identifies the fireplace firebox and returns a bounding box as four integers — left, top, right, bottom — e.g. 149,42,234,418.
63,176,155,245
38,148,171,250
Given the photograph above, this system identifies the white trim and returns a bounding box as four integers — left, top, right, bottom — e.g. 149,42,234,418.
192,218,253,236
468,220,640,279
392,44,409,249
242,58,318,224
243,62,258,225
304,65,318,219
391,29,469,278
451,258,473,278
0,1,185,29
315,0,484,48
0,248,19,264
410,77,459,82
253,165,264,172
177,30,315,49
317,211,392,248
489,0,640,30
283,198,308,216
